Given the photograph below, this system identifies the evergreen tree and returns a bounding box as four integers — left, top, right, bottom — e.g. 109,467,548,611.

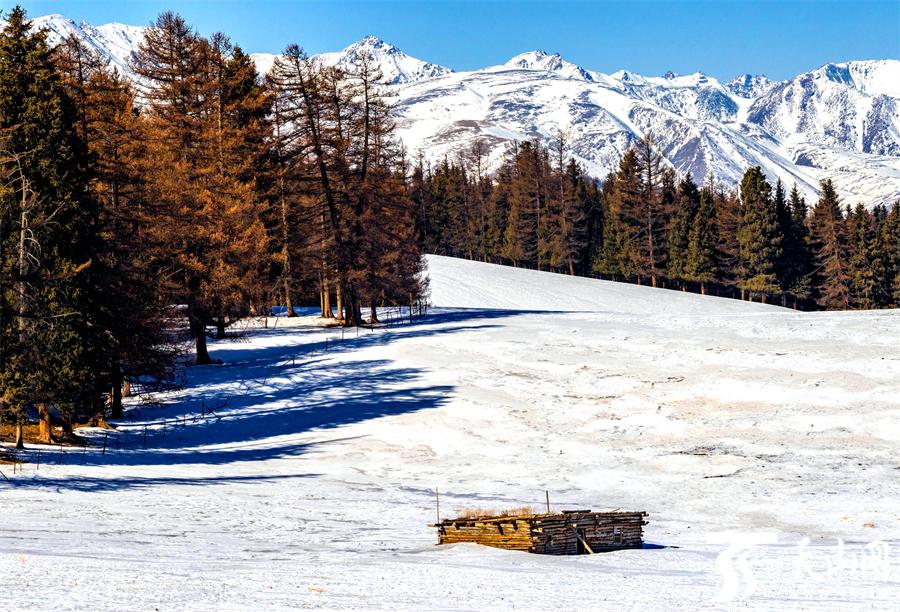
808,179,851,309
58,35,175,419
737,167,782,299
595,152,642,279
779,184,814,300
879,203,900,306
0,6,97,444
685,187,721,294
847,203,878,309
667,173,700,284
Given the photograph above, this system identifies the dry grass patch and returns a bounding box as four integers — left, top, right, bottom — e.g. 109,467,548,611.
0,423,90,447
453,506,540,520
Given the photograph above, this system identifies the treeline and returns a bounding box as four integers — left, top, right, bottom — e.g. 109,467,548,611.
417,135,900,309
0,8,423,446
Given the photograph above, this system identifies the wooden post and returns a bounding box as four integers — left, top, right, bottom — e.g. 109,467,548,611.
101,432,108,455
435,487,440,524
546,490,550,514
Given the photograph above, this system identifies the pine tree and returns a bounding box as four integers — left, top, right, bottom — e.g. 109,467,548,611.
847,203,878,309
596,151,643,278
737,167,782,300
0,6,98,443
879,203,900,306
808,179,851,309
58,35,175,419
667,173,700,284
778,184,814,301
685,187,720,294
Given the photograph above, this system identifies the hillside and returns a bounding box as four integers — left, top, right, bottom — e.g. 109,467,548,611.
2,256,898,609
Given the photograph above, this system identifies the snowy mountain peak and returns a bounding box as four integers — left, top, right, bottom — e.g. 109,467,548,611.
504,50,595,81
808,59,900,99
26,14,146,74
316,36,451,84
610,69,646,84
727,73,775,98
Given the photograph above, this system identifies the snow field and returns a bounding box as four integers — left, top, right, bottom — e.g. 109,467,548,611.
2,255,900,610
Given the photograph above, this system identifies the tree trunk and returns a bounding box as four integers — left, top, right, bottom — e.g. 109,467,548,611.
216,318,226,339
335,283,344,324
323,279,333,318
14,422,24,450
701,283,706,296
110,363,124,420
191,316,212,365
37,403,52,444
61,418,74,440
284,276,295,317
370,302,380,324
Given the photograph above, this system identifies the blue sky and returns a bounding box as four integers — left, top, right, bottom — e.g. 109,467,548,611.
9,1,900,80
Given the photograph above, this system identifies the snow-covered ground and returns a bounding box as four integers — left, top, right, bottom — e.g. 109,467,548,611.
3,255,900,610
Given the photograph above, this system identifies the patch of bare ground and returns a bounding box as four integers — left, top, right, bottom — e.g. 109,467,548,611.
0,422,93,448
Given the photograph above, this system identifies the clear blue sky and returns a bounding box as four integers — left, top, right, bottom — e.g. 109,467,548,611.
9,0,900,80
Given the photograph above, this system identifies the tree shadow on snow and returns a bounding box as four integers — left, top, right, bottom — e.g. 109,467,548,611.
4,308,557,491
6,472,321,493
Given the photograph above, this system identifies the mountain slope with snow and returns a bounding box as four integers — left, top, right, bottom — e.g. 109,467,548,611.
315,35,452,84
3,255,899,609
14,13,900,206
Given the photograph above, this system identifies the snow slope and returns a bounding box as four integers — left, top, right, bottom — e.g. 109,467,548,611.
14,13,900,207
3,255,899,610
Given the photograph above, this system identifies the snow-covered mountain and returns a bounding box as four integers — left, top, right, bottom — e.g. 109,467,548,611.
315,35,452,84
727,74,776,99
503,50,597,82
27,14,146,76
15,13,900,207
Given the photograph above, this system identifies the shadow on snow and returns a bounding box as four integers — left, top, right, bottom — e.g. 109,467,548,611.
4,308,561,491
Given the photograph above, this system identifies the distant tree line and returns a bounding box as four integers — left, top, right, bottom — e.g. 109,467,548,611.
417,135,900,309
0,8,424,446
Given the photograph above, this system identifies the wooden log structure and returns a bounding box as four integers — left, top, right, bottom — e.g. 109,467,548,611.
432,510,648,555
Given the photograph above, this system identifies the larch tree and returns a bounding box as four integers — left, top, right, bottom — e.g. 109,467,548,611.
133,13,267,362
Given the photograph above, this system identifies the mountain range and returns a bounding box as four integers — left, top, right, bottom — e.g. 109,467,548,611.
19,13,900,207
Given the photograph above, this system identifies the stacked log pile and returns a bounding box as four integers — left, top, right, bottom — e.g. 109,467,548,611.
433,510,647,555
